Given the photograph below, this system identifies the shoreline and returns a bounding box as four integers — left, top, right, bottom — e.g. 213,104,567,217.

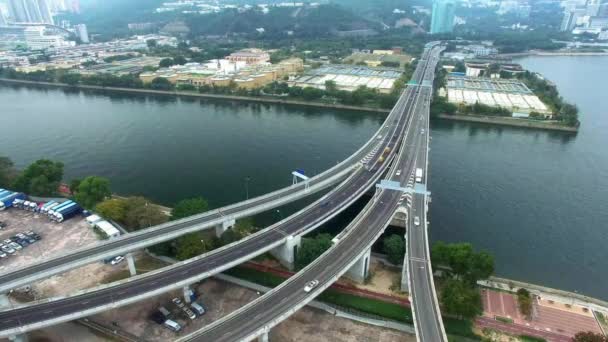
437,114,579,132
0,78,390,114
499,50,608,58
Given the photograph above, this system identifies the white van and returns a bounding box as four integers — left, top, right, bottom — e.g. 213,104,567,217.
190,302,206,316
163,319,181,332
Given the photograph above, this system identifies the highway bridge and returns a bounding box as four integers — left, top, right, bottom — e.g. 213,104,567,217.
0,98,411,295
177,43,446,342
0,43,446,342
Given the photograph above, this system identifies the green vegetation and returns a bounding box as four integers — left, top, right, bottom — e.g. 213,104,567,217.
0,156,17,188
12,159,64,196
432,242,495,286
95,196,167,231
170,197,209,220
382,234,405,265
516,288,533,319
441,278,483,320
495,316,514,324
73,176,111,209
572,331,608,342
319,290,412,322
295,233,333,270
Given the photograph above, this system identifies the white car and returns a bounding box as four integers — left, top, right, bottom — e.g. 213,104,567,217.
304,280,319,292
9,242,22,250
421,129,425,134
396,170,402,176
414,216,421,226
110,256,125,265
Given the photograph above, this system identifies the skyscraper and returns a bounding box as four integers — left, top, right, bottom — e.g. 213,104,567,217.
430,0,456,34
0,10,6,26
8,0,29,22
8,0,53,24
74,23,88,43
37,0,54,24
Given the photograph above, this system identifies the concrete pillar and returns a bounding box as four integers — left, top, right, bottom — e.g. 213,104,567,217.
257,332,269,342
215,218,236,238
346,247,371,283
401,233,409,292
183,285,193,304
270,235,301,271
126,253,137,277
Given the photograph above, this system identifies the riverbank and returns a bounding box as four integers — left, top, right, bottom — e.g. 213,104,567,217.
437,114,579,132
498,50,608,58
0,78,390,114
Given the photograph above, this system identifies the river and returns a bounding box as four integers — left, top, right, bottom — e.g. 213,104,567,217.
0,55,606,300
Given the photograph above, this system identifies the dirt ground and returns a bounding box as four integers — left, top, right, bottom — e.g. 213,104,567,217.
63,278,414,342
345,260,406,297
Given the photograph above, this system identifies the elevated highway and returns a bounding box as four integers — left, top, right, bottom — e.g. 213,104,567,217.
178,43,446,342
0,55,426,337
0,92,410,294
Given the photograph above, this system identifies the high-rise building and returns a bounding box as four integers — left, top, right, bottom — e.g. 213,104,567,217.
587,0,601,16
74,23,88,43
0,10,6,26
430,0,456,34
8,0,53,23
560,8,587,31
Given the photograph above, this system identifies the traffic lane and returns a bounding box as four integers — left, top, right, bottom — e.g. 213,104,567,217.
410,258,443,342
0,89,413,331
199,191,402,342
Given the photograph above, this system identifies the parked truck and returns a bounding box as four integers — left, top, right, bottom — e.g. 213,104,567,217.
415,168,424,183
0,190,11,200
0,193,26,210
47,201,74,218
41,201,60,214
54,203,83,223
38,201,57,213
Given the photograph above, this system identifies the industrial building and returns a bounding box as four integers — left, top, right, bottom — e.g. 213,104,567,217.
289,65,402,93
445,75,551,117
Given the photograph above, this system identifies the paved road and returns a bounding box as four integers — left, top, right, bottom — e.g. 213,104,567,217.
179,44,444,342
407,49,448,342
0,55,421,338
0,81,409,295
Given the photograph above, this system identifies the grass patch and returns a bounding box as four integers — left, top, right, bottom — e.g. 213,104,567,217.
443,318,480,340
223,267,286,288
519,335,547,342
319,289,413,323
495,316,514,324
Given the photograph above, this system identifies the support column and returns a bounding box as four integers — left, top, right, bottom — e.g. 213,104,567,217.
401,232,410,292
257,332,269,342
126,253,137,277
215,218,236,238
270,235,301,271
346,247,371,283
183,285,193,304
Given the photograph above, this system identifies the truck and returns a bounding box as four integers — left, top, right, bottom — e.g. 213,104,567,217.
12,198,25,209
0,190,11,200
0,193,26,210
415,168,424,183
47,200,74,218
54,202,83,223
38,201,57,213
41,202,60,214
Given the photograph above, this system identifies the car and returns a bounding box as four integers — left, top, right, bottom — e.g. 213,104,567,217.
1,246,15,254
17,239,29,247
172,298,185,308
163,319,182,332
3,239,12,245
9,242,22,250
304,280,319,292
16,233,26,239
26,237,36,244
184,308,196,320
0,252,6,258
0,221,6,229
396,170,402,176
149,311,166,325
377,135,382,140
190,302,206,316
110,256,125,265
414,216,421,226
421,129,425,134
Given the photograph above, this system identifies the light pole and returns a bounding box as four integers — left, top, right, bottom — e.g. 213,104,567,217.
276,209,283,221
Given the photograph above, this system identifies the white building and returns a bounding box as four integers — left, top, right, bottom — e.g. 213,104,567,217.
24,25,70,50
74,23,89,43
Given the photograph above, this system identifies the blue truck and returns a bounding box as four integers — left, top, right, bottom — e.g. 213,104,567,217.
0,190,11,200
0,193,26,210
47,200,74,218
37,200,57,213
41,202,61,214
53,202,83,223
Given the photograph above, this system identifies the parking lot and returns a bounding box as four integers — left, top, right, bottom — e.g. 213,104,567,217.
0,209,100,274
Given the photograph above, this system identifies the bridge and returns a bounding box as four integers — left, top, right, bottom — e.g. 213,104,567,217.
0,43,446,341
176,43,446,342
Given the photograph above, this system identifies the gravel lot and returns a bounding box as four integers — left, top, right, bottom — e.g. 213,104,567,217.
0,209,99,274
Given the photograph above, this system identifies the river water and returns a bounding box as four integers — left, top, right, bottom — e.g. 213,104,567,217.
0,55,606,300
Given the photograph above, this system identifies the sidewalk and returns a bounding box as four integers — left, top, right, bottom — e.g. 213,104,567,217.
477,317,571,342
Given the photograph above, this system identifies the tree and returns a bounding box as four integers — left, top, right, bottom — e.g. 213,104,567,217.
175,232,212,261
159,58,174,68
383,234,405,265
0,156,16,188
431,242,494,285
146,39,157,49
295,233,333,270
171,197,209,220
95,198,127,223
572,332,608,342
150,77,173,91
324,80,338,94
123,196,168,230
59,73,81,86
69,178,82,195
440,279,483,319
74,176,111,209
13,159,64,196
301,87,324,101
516,288,533,319
173,56,187,65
